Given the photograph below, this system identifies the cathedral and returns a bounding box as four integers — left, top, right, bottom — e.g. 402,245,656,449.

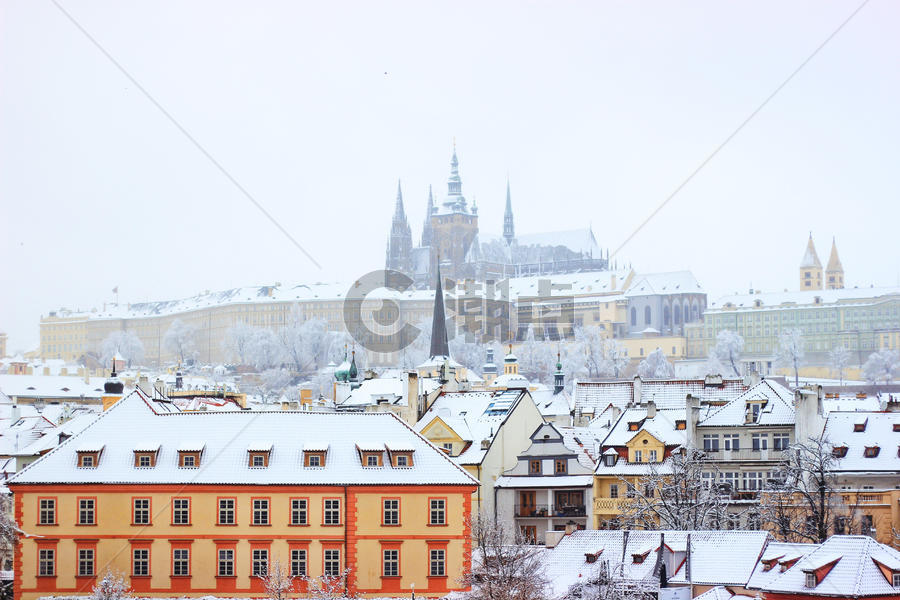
385,146,609,288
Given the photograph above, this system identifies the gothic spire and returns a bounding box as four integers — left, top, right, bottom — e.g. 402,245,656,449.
421,185,435,247
442,141,467,213
429,263,450,359
503,178,515,244
394,179,406,221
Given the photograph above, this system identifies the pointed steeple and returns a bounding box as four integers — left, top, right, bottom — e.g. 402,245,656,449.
825,237,844,289
442,141,468,213
385,179,413,278
394,179,406,221
503,178,515,244
429,263,450,359
799,233,824,290
800,233,822,268
826,238,843,272
421,185,435,247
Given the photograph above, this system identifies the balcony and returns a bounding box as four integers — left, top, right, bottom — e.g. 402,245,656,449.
704,448,787,462
593,497,630,513
515,504,587,518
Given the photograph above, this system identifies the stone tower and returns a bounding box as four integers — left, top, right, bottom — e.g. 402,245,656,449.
825,237,844,290
799,233,823,290
429,145,478,284
385,180,413,283
503,179,515,245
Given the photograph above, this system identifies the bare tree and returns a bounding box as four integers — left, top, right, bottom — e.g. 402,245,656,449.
566,559,655,600
463,512,549,600
828,345,853,387
618,448,730,530
249,328,286,371
0,495,20,592
576,326,607,378
100,330,145,368
259,557,295,600
636,348,674,379
222,322,256,365
707,330,744,377
91,570,131,600
300,566,357,600
760,436,860,543
775,328,804,387
163,318,198,365
599,338,630,379
256,368,293,404
517,324,555,383
862,348,900,386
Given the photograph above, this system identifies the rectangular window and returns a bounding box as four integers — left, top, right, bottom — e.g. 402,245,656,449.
39,499,56,525
724,434,739,451
218,498,235,525
252,549,268,576
252,499,270,525
752,433,768,451
324,499,341,525
383,549,399,577
430,549,446,576
218,549,234,576
78,498,95,525
290,549,307,577
133,498,150,525
324,549,340,577
133,548,149,577
554,459,567,474
429,499,446,525
703,434,720,452
38,549,55,576
648,450,658,462
291,499,308,525
773,433,790,450
383,499,400,525
529,459,541,475
634,450,642,462
78,548,94,577
609,484,618,499
173,498,190,525
366,454,379,466
172,548,189,576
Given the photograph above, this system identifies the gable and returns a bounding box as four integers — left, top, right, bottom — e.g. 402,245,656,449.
419,417,465,444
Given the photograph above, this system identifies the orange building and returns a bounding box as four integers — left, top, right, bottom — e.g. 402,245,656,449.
9,390,477,599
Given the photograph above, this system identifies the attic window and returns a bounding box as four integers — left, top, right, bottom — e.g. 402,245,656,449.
604,454,617,467
585,550,603,564
779,556,801,572
77,451,101,468
893,424,900,432
358,444,384,467
628,422,640,431
133,450,158,468
303,443,328,467
248,452,270,467
854,418,868,432
675,420,686,430
864,446,880,458
805,572,817,588
760,556,783,572
893,572,900,588
832,445,848,458
632,550,650,564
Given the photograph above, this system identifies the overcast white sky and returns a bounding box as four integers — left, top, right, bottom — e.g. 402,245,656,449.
1,1,898,353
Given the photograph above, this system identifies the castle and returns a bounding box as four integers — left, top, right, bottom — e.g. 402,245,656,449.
386,146,609,288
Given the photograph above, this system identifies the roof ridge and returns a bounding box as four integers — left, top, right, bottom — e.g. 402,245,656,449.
384,410,479,485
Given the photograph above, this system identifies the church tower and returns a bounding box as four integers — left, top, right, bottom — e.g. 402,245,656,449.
799,233,823,290
825,237,844,290
421,185,435,247
429,144,479,284
503,179,515,245
385,180,413,281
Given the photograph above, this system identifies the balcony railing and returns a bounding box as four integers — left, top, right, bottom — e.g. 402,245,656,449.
515,504,587,518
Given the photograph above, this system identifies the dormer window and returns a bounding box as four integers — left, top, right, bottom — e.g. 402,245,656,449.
303,443,328,467
854,418,868,432
76,444,104,468
675,420,686,430
805,572,817,588
386,443,415,468
632,550,650,564
133,443,159,468
864,446,880,458
893,572,900,588
628,422,640,431
357,443,385,467
760,556,783,572
247,442,272,467
585,550,603,564
178,442,204,468
832,445,848,458
604,454,617,467
893,424,900,432
779,556,801,572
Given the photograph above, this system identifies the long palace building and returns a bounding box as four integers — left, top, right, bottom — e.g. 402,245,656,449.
9,389,477,599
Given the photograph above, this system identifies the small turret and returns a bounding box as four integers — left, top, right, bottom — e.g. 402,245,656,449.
553,351,564,395
102,358,125,411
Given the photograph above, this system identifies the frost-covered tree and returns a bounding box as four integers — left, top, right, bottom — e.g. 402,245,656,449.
449,335,485,372
706,330,744,377
91,570,131,600
565,559,655,600
299,566,357,599
560,344,590,385
618,448,729,531
100,330,145,368
862,348,900,386
463,512,549,600
775,328,804,387
163,318,197,365
828,345,853,386
636,348,674,379
255,368,293,404
576,326,607,378
248,328,285,371
517,325,554,383
222,322,256,365
0,494,19,584
760,436,860,543
599,338,630,378
259,557,294,600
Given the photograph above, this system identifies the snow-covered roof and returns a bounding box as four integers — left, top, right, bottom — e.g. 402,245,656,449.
707,286,900,313
247,441,273,452
699,379,795,427
76,442,104,453
823,411,900,473
494,475,593,488
756,535,900,597
0,374,107,400
693,587,754,600
531,386,572,419
177,441,205,452
573,377,747,416
601,407,686,447
133,442,160,452
623,271,704,297
302,441,329,452
9,391,477,487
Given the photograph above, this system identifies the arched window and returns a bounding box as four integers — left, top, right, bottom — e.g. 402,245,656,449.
692,301,700,321
644,306,652,325
674,304,682,325
663,306,671,326
630,307,637,326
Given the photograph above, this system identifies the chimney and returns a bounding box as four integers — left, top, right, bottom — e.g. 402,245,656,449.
686,394,700,449
564,522,578,535
153,379,166,399
544,530,565,548
794,385,824,445
10,405,20,422
137,375,152,396
646,400,657,419
406,371,419,422
632,375,643,406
